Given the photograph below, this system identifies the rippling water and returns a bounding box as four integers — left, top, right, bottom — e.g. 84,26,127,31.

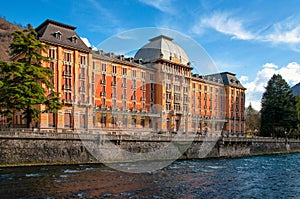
1,153,300,198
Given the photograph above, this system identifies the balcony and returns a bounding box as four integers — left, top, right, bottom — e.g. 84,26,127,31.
100,104,108,110
62,99,72,105
140,97,146,102
174,98,181,103
79,63,87,68
63,85,72,90
131,96,136,101
79,74,86,79
111,82,117,86
63,71,72,77
79,87,86,92
100,92,106,97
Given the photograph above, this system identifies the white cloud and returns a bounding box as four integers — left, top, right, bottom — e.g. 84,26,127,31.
239,75,248,82
266,27,300,44
264,16,300,44
192,12,255,40
241,62,300,111
81,37,91,47
192,12,300,49
81,37,98,50
138,0,175,14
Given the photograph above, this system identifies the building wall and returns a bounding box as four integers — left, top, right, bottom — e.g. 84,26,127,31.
223,86,246,135
92,53,158,132
9,20,246,135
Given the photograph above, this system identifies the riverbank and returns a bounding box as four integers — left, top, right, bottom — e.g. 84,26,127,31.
1,131,300,167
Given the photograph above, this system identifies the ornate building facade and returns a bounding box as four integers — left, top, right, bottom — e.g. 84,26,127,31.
10,20,246,135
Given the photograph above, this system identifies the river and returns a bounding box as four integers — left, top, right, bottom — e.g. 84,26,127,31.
1,153,300,198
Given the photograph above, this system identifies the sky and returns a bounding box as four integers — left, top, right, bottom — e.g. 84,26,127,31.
1,0,300,111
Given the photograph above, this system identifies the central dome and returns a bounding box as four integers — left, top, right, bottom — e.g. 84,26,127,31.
134,35,189,65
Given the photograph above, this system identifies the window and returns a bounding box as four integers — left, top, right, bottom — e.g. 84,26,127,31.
132,80,136,89
122,78,127,88
71,36,77,43
122,68,127,75
54,31,61,40
122,115,127,127
101,74,106,84
166,83,171,91
183,105,188,112
48,113,56,127
166,92,172,101
80,114,86,128
80,68,85,79
80,55,87,65
48,48,56,59
184,86,188,93
112,65,117,74
131,116,136,127
166,103,171,111
141,117,145,127
64,64,71,76
64,113,71,128
100,115,106,126
141,71,146,79
132,70,136,78
101,63,106,72
150,73,154,81
174,104,181,111
174,93,181,102
64,52,72,62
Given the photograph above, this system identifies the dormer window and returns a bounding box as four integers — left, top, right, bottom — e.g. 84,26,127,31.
54,31,62,40
70,35,77,43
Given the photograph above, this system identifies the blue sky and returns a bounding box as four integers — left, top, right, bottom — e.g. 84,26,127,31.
1,0,300,110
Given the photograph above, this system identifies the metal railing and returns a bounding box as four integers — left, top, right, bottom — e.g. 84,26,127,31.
0,129,299,143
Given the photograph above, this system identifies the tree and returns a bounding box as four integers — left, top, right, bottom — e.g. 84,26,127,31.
245,103,260,135
0,24,62,128
296,96,300,132
260,74,298,137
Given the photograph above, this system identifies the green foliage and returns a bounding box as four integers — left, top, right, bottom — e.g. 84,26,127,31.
296,96,300,132
260,74,298,137
245,103,260,135
0,25,62,127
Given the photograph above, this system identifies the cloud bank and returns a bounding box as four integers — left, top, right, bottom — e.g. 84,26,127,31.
240,62,300,111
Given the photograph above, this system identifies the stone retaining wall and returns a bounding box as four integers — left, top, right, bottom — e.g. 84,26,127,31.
1,132,300,166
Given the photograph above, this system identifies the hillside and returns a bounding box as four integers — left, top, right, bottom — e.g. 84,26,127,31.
0,17,22,61
292,82,300,96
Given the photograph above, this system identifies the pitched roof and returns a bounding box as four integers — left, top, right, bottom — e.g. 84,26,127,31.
36,19,90,52
206,72,246,89
220,72,245,89
291,82,300,96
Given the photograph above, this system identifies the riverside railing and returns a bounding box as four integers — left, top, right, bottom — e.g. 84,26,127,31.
0,129,298,143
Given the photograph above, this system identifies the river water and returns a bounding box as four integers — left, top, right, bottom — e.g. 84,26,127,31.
1,153,300,199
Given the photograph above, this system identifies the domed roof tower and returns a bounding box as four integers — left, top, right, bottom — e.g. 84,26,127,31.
134,35,190,65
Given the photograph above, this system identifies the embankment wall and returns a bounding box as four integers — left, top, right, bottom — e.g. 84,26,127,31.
1,132,300,166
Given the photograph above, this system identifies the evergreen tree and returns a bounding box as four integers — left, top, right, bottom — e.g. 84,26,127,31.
296,96,300,132
0,24,62,128
245,103,260,135
260,74,298,137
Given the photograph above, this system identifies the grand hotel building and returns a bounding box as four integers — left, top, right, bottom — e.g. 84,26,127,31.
11,20,246,136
